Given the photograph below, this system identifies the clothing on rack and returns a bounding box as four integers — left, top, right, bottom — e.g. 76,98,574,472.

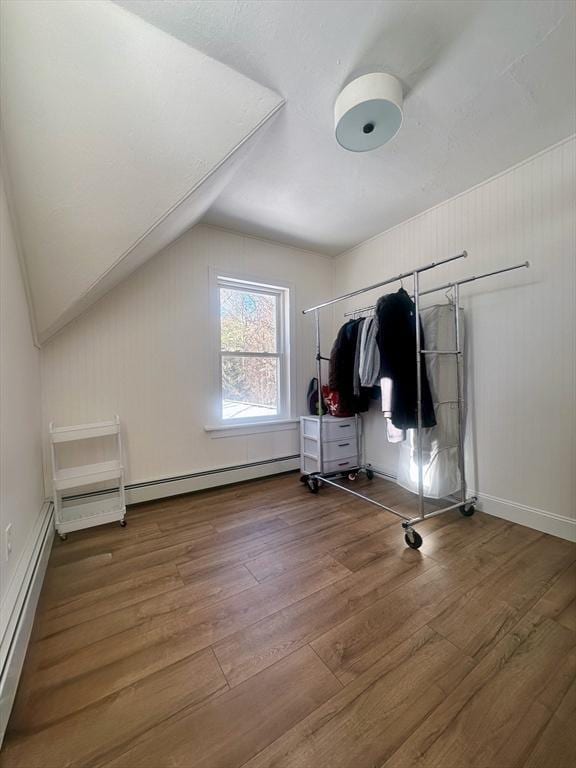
376,288,436,430
328,318,370,414
359,315,380,387
396,304,464,498
353,318,364,397
380,376,406,443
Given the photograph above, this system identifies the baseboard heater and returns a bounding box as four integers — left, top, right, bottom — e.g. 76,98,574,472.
0,504,53,746
62,454,301,506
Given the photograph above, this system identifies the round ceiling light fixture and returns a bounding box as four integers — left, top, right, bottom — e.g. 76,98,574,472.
334,72,403,152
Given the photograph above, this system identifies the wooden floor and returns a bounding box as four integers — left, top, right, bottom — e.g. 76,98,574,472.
3,473,576,768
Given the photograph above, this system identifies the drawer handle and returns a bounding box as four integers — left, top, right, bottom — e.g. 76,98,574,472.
338,443,350,447
338,461,350,466
338,425,351,428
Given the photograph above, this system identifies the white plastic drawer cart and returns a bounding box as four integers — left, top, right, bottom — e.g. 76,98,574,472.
300,414,373,482
49,416,127,540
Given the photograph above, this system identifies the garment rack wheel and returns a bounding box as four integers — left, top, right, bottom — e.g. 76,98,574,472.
59,533,67,542
459,502,476,517
365,467,375,480
306,476,320,494
404,528,423,549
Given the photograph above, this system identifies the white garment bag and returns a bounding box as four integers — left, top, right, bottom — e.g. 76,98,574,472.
396,304,464,499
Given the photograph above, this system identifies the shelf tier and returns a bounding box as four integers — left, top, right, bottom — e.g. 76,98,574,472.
56,495,125,534
50,419,120,443
53,460,123,491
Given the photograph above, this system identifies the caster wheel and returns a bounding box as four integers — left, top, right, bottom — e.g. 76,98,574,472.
348,473,358,481
460,503,475,517
59,533,68,541
404,529,423,549
306,477,320,494
299,474,308,484
120,519,127,527
365,468,375,480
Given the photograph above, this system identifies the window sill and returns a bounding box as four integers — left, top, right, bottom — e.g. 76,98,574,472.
204,419,300,439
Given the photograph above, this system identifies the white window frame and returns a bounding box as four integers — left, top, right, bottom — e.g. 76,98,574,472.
214,274,291,426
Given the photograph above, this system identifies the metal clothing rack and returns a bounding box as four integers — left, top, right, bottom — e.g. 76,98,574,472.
301,253,529,549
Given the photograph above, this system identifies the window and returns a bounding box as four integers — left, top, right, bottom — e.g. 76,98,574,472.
217,276,290,422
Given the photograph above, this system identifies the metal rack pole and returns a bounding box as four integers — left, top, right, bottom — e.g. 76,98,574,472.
343,261,529,318
454,283,467,507
413,269,425,522
315,309,324,474
302,251,467,314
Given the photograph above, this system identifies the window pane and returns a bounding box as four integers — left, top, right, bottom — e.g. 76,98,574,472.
221,355,279,419
219,287,277,353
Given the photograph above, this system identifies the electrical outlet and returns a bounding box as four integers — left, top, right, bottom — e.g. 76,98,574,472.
5,523,12,560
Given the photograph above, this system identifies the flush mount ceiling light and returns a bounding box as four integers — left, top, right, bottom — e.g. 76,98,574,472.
335,72,403,152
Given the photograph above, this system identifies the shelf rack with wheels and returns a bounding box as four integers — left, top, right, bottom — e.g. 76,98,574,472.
49,416,127,540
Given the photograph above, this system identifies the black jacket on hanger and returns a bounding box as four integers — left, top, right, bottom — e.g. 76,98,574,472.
328,319,370,414
376,288,436,430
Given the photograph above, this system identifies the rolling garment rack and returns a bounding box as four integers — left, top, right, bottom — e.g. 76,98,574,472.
302,252,530,549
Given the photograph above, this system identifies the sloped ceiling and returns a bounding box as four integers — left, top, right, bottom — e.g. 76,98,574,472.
0,0,283,342
117,0,576,256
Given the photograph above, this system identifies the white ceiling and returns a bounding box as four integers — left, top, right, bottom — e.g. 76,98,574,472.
116,0,576,255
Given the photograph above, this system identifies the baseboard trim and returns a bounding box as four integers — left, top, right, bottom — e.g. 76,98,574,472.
0,502,53,746
125,455,300,504
473,491,576,542
368,463,575,542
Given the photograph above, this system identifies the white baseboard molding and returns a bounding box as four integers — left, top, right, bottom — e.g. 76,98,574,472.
125,455,300,505
473,491,576,543
0,502,53,746
368,463,575,542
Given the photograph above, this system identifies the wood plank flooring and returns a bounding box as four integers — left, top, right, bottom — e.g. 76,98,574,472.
2,472,575,768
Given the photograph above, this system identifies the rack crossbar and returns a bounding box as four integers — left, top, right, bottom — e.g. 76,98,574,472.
343,260,529,317
405,496,478,526
314,475,411,521
302,251,467,314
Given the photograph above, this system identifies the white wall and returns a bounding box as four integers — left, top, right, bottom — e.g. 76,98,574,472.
0,167,44,637
333,137,576,540
41,225,333,492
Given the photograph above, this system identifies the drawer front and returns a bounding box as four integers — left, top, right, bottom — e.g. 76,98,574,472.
322,418,357,442
322,439,357,461
302,437,356,461
322,456,359,474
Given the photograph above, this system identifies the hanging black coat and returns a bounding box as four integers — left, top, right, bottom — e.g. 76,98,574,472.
376,288,436,430
328,319,370,414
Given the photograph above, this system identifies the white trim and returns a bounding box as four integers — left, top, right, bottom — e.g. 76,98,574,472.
0,502,53,746
473,491,576,543
204,419,299,438
367,463,575,542
125,457,299,505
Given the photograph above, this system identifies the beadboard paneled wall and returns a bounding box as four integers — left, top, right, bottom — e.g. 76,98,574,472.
40,226,333,493
334,137,576,539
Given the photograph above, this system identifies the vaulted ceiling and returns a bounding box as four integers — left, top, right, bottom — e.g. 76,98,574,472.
1,0,283,341
118,0,576,255
2,0,575,343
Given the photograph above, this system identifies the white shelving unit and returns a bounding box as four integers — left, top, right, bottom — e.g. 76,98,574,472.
49,416,126,540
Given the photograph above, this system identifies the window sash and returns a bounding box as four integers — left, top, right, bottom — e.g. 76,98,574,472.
217,279,288,422
218,284,281,356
